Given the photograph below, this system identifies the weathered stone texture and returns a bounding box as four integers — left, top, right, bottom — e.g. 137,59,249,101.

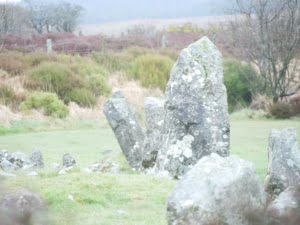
156,37,230,178
62,154,76,168
103,91,145,170
265,128,300,196
167,153,266,225
142,97,165,169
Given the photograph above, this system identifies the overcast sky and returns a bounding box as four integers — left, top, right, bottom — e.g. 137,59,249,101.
1,0,230,24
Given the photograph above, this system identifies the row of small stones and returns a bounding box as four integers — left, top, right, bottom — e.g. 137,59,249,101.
0,151,120,177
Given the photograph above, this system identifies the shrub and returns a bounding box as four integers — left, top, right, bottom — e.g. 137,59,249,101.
129,54,174,91
26,62,84,101
269,102,294,119
289,95,300,115
123,46,154,58
26,52,55,67
66,88,97,107
224,59,254,112
0,52,30,75
21,92,69,118
92,52,131,72
86,74,111,97
250,94,272,111
0,84,23,110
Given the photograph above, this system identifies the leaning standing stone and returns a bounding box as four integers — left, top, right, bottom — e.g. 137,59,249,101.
103,91,145,170
265,128,300,196
156,37,230,178
142,97,165,169
167,153,266,225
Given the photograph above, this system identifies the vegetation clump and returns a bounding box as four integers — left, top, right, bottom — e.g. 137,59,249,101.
224,59,254,112
269,102,294,119
21,92,69,118
0,84,23,110
129,54,174,91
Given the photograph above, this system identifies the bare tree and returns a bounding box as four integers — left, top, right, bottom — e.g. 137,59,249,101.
24,0,84,34
0,2,29,35
55,2,84,33
229,0,300,102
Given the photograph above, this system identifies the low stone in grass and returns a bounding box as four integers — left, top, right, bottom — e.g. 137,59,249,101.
8,152,31,169
265,128,300,196
62,154,76,168
0,159,19,171
30,150,44,169
167,153,266,225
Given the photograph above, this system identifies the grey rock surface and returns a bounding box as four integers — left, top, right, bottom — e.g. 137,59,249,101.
265,128,300,196
142,97,165,169
167,153,266,225
156,37,230,178
85,162,120,174
8,152,31,168
0,159,19,171
103,91,145,170
30,150,44,169
267,186,300,225
62,154,76,168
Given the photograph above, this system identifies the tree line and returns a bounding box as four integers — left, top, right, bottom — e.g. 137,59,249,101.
0,0,84,35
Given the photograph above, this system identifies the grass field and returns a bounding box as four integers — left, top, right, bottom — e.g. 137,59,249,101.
1,119,300,225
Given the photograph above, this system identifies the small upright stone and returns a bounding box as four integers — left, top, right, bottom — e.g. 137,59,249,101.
156,37,230,178
30,150,44,169
265,128,300,196
142,97,165,169
103,91,145,170
167,154,266,225
63,154,76,168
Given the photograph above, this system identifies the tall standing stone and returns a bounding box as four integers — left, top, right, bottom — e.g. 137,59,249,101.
142,97,165,169
103,91,145,170
265,128,300,196
156,36,230,178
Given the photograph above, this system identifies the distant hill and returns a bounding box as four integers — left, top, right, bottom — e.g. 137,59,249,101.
77,15,234,36
64,0,231,24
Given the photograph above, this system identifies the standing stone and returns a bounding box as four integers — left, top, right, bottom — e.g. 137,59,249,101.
156,36,230,178
167,153,266,225
265,128,300,196
30,150,44,169
63,154,76,168
142,97,165,169
103,91,145,170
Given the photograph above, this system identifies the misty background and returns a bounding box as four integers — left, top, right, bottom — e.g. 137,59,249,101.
11,0,230,24
68,0,229,24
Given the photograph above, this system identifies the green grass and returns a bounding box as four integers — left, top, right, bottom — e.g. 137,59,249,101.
1,119,300,225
